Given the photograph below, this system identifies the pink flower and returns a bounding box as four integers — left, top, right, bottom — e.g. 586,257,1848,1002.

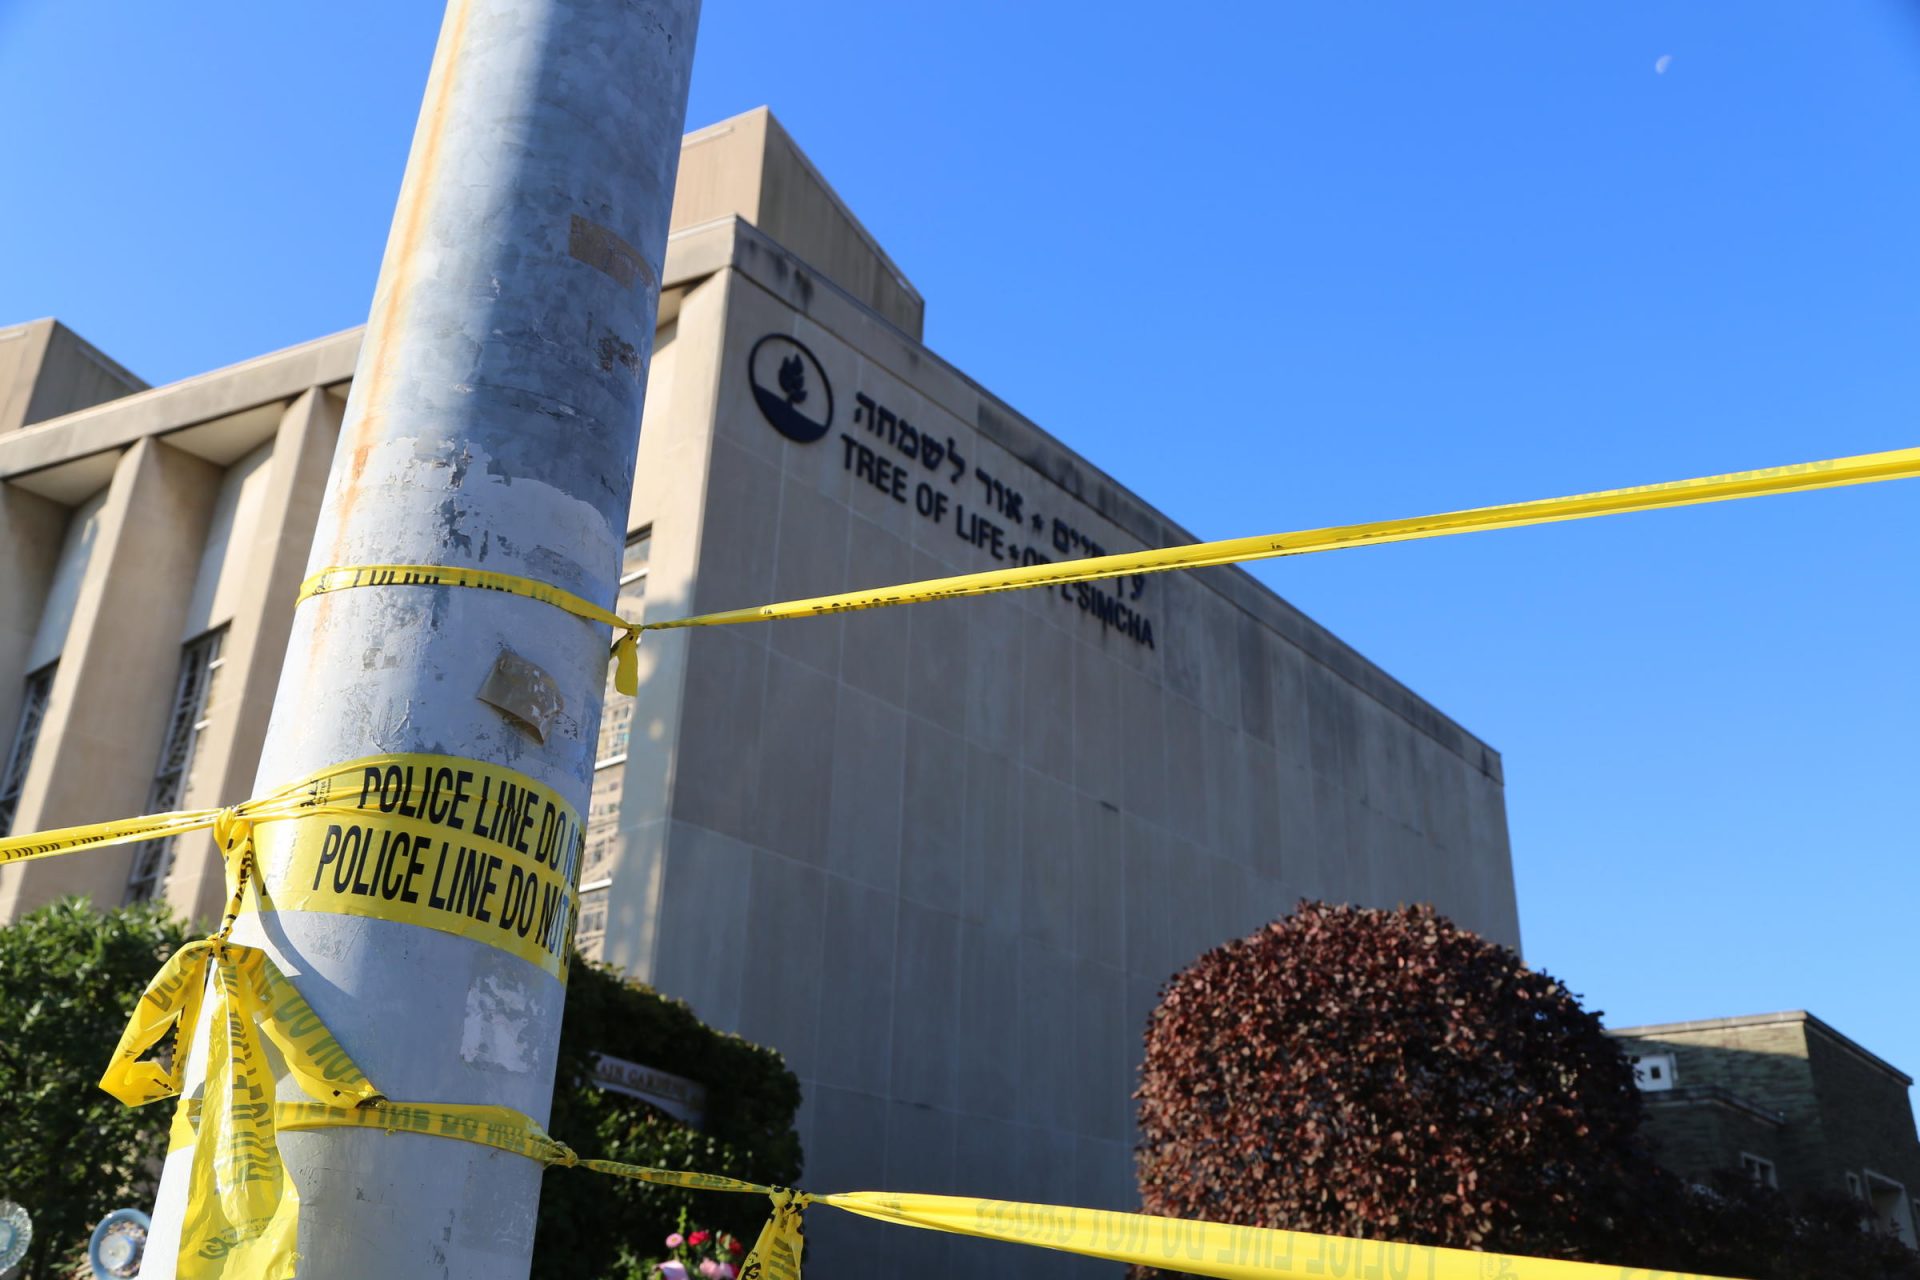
715,1265,737,1280
665,1234,685,1249
699,1262,720,1279
657,1264,689,1280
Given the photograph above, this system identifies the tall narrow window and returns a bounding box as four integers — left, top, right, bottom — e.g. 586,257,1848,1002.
576,529,649,959
0,662,58,836
125,627,227,903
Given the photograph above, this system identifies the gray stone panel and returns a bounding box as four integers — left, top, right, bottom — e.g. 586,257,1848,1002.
905,589,972,730
1020,612,1075,783
815,876,897,1096
962,744,1022,932
963,593,1024,759
648,820,755,1031
825,686,905,892
1121,823,1174,983
692,438,779,613
1071,796,1125,971
900,719,965,908
955,917,1023,1123
745,652,837,866
670,627,766,844
1020,770,1076,951
878,1101,957,1277
891,898,961,1109
736,850,827,1083
767,477,848,678
1159,694,1210,848
1016,939,1078,1133
1071,956,1129,1142
839,516,913,705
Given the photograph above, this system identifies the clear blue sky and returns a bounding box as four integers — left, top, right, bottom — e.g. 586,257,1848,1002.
3,4,1915,1092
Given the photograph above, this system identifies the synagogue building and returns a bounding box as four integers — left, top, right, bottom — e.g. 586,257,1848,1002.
0,108,1519,1278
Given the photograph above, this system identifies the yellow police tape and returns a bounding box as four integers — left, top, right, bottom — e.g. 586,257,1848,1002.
296,563,644,694
0,754,584,980
171,1090,1746,1280
23,444,1898,1278
298,443,1920,656
5,769,1744,1280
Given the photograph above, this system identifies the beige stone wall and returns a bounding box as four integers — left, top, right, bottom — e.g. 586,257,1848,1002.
603,219,1516,1279
671,108,924,340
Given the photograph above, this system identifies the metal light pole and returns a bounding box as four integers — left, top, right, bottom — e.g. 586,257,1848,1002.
139,0,700,1275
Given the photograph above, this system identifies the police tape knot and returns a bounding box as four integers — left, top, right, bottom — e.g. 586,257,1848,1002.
212,808,254,855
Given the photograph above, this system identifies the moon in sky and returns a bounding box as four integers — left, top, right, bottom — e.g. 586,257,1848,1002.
1655,54,1673,75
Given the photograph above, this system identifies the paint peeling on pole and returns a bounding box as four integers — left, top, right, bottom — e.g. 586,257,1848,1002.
137,1,702,1275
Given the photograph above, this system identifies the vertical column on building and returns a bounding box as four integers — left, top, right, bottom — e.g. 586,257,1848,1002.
0,485,65,718
162,388,346,922
600,272,732,981
0,481,69,843
0,438,220,915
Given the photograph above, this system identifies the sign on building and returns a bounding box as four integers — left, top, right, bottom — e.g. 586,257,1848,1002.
589,1052,709,1129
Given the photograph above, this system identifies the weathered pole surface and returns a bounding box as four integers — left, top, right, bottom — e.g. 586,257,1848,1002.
141,0,700,1274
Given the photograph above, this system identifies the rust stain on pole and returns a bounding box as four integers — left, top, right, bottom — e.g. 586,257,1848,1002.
333,0,477,548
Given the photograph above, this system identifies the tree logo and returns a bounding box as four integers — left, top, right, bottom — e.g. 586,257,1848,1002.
748,334,833,444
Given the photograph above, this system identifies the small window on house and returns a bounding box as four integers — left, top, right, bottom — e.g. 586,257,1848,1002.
1628,1051,1677,1092
126,627,227,903
1847,1172,1864,1201
1739,1153,1777,1189
0,662,57,837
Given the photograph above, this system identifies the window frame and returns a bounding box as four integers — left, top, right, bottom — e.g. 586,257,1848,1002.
1738,1152,1777,1190
0,660,59,837
125,626,228,903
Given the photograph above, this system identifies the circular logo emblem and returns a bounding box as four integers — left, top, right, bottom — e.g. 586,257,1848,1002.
748,334,833,444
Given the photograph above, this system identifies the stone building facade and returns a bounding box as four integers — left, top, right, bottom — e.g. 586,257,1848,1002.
1,108,1520,1277
1612,1011,1920,1249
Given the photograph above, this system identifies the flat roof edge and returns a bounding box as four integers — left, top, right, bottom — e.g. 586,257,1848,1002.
1610,1012,1913,1086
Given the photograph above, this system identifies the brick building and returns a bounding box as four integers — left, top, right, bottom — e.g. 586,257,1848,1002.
1611,1010,1920,1248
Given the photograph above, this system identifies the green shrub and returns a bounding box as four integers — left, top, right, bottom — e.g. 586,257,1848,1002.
0,897,190,1279
533,959,803,1280
0,900,800,1280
